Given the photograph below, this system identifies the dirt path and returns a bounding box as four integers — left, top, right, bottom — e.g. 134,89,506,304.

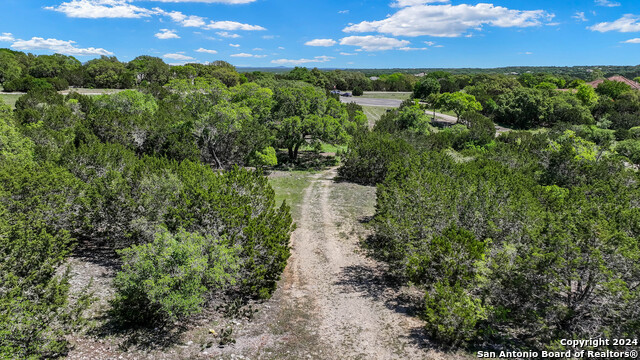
64,167,452,359
279,168,434,359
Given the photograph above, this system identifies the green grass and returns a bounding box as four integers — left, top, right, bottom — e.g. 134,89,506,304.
0,94,23,109
361,106,393,128
359,92,412,100
269,171,316,218
426,108,457,117
299,143,346,154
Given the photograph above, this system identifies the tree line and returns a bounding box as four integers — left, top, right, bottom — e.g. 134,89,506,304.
339,90,640,352
0,58,369,358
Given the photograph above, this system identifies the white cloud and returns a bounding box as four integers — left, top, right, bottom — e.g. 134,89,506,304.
398,47,428,51
156,9,266,31
0,33,14,42
595,0,620,7
519,51,533,55
424,41,436,46
204,21,265,31
46,0,155,19
271,55,334,66
590,14,640,32
338,10,349,14
253,47,263,51
573,12,587,22
11,37,113,56
340,52,357,55
230,53,267,58
196,47,218,54
622,38,640,43
229,43,240,47
163,53,195,61
262,35,276,39
344,3,554,37
305,39,337,47
339,35,410,51
278,46,285,49
216,31,241,38
158,10,207,27
155,29,180,39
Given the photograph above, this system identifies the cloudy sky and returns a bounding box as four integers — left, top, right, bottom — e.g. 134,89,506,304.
1,0,640,68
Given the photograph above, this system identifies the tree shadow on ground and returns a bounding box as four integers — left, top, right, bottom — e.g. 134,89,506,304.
72,239,121,270
333,264,433,346
72,240,187,352
334,264,466,353
90,319,187,353
274,150,339,171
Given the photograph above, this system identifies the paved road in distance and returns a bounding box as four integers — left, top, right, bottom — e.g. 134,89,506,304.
339,96,510,134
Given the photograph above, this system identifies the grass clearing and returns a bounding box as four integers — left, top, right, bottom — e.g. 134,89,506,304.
426,108,457,117
361,106,394,128
359,92,412,100
268,171,316,218
0,94,23,109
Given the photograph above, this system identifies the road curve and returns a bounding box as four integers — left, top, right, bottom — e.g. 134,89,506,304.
340,96,510,134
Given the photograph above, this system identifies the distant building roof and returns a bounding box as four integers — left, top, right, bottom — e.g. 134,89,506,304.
587,76,640,90
369,76,379,81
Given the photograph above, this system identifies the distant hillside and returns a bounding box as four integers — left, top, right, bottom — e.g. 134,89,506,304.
239,65,640,80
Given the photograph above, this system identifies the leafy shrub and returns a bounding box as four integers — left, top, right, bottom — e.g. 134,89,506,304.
0,217,74,359
352,87,363,96
373,148,640,349
168,163,294,298
3,75,54,92
466,113,495,146
252,146,278,167
46,77,70,91
112,229,239,325
423,281,488,346
572,125,615,146
615,139,640,164
338,132,414,185
406,225,488,286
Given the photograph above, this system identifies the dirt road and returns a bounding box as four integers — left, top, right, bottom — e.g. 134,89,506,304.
64,167,454,359
275,168,436,359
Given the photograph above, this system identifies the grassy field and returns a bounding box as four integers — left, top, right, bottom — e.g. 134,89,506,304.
426,108,457,117
268,171,316,218
361,106,393,128
359,92,412,100
0,94,23,109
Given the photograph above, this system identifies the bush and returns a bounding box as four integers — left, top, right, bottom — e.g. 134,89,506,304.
46,77,70,91
423,281,488,346
615,139,640,164
112,229,239,325
466,113,495,146
3,76,54,92
352,87,363,96
168,163,294,298
338,132,414,185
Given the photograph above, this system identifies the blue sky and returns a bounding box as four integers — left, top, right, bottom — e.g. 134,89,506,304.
1,0,640,68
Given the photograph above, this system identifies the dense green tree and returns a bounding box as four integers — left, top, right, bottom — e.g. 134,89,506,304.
596,79,632,99
0,50,23,85
412,77,441,100
84,56,133,89
438,92,482,123
127,55,170,86
575,83,599,107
